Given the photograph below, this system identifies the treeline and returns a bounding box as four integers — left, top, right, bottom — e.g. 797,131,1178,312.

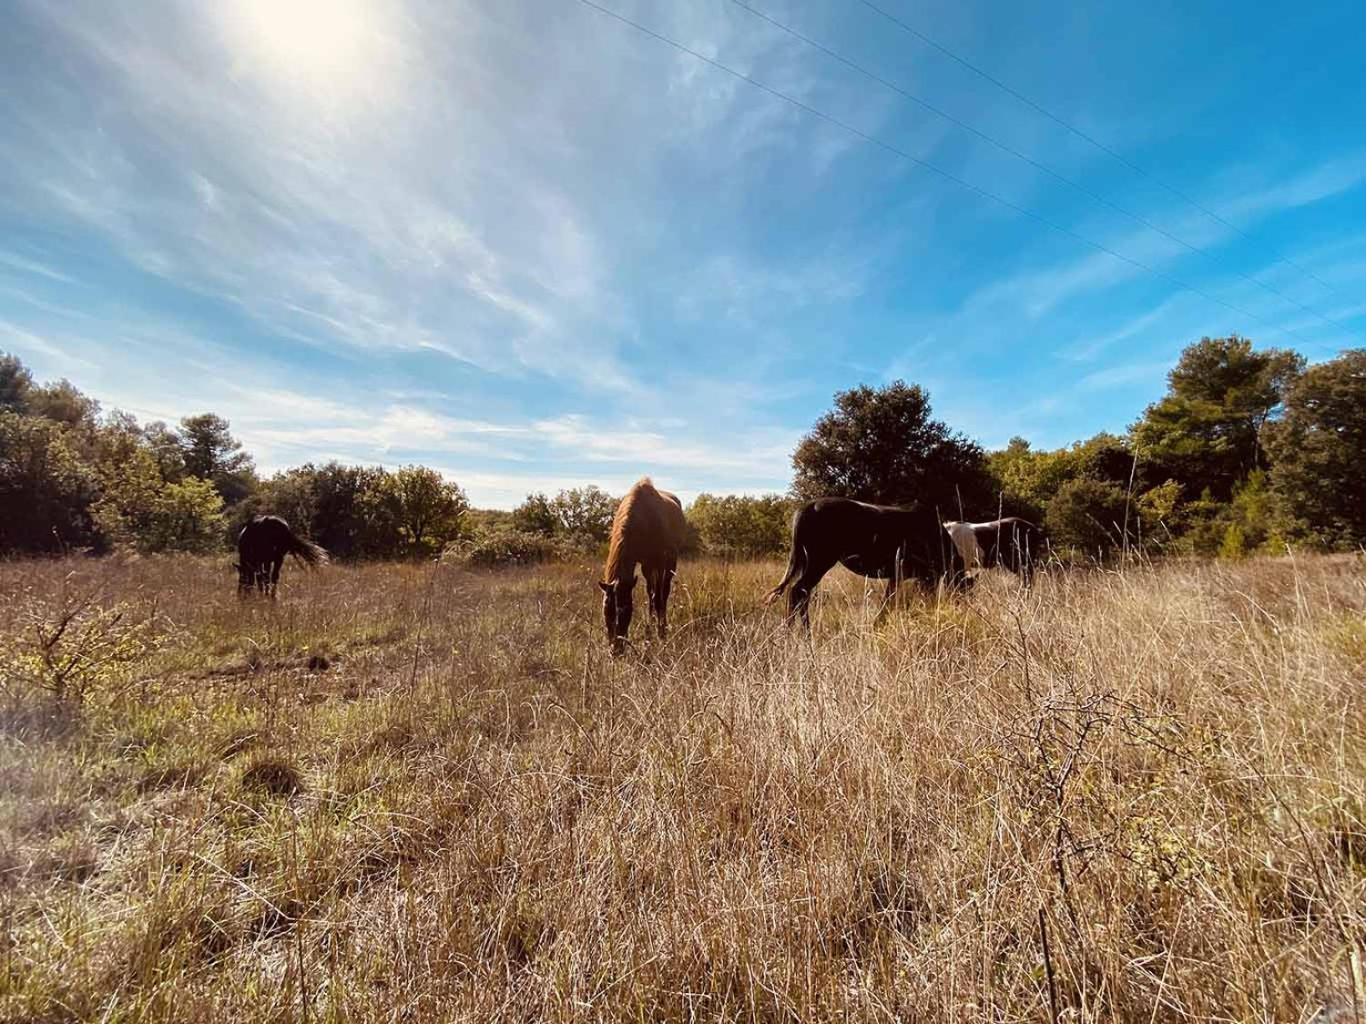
1,336,1362,562
0,353,468,560
785,337,1363,558
992,338,1364,556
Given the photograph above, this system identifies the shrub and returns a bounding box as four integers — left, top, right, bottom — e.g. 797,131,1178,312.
444,527,579,569
1045,477,1131,558
0,580,163,710
689,493,793,557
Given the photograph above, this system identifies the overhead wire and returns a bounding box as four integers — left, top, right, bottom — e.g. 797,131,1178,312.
856,0,1347,303
726,0,1357,342
570,0,1324,346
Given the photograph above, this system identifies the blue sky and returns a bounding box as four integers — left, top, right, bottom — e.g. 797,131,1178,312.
2,0,1363,507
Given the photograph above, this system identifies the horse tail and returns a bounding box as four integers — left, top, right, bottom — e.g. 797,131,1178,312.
285,526,329,568
765,513,806,605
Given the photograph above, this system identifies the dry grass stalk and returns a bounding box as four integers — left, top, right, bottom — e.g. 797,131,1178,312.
0,552,1362,1021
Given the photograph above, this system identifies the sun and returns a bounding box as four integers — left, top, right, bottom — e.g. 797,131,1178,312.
217,0,389,99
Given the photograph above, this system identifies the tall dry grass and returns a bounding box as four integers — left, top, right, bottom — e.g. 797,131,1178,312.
1,552,1363,1022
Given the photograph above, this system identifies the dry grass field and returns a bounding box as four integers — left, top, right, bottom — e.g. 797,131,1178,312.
1,552,1364,1022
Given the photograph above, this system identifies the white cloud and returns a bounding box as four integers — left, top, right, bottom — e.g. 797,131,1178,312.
0,250,75,284
1077,361,1172,392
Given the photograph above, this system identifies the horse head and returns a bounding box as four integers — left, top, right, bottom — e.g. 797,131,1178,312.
598,575,637,654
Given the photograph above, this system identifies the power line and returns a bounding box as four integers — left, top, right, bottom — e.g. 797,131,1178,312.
726,0,1357,343
856,0,1346,303
570,0,1319,347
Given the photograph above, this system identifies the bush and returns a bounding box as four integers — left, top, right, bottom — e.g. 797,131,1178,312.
444,528,579,569
689,494,793,557
1,580,163,710
1045,477,1131,558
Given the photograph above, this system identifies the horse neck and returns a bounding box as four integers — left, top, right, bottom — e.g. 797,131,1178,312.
603,537,634,585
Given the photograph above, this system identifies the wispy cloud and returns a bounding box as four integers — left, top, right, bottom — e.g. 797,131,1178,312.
1077,361,1172,392
3,0,1364,501
0,250,74,284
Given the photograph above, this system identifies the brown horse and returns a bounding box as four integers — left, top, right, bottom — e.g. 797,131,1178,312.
599,478,688,653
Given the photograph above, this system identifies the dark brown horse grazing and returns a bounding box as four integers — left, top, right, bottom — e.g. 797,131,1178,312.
600,478,688,653
236,515,328,597
766,497,966,629
943,517,1048,585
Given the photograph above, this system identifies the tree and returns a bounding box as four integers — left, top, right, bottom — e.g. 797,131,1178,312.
28,379,100,428
1045,477,1131,557
549,486,617,543
143,420,187,482
791,381,991,513
1132,337,1303,502
689,494,794,555
1265,349,1366,549
512,492,559,536
177,413,256,504
0,352,34,412
0,411,99,552
371,466,469,558
89,417,167,550
988,438,1076,518
149,478,226,552
312,463,394,559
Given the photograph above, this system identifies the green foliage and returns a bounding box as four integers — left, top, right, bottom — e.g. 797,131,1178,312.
27,379,101,428
90,442,171,551
176,413,256,504
689,493,793,556
142,420,186,482
988,433,1134,521
1217,523,1247,561
1265,348,1366,550
0,342,1361,565
1,583,163,707
369,465,469,559
988,438,1067,517
1132,336,1302,503
1136,479,1182,530
88,418,226,553
1045,477,1131,557
549,486,616,543
150,479,227,553
512,492,559,536
510,487,617,545
0,410,99,552
0,352,35,411
446,527,575,568
792,380,991,512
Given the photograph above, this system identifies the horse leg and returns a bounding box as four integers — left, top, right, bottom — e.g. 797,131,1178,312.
874,575,899,626
788,557,835,633
269,557,282,600
655,562,675,640
643,567,662,638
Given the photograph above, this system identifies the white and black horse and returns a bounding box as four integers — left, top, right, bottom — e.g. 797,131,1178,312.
942,517,1047,585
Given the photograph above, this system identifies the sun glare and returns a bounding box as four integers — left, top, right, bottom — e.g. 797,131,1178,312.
220,0,388,99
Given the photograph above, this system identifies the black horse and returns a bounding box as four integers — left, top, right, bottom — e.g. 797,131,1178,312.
766,497,967,628
943,517,1048,585
236,515,328,597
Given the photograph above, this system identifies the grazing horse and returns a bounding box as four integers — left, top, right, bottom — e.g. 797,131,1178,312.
943,517,1047,585
766,497,966,629
236,515,328,597
600,478,688,654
